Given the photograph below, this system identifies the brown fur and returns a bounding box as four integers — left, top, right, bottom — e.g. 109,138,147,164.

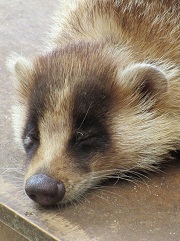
9,0,180,204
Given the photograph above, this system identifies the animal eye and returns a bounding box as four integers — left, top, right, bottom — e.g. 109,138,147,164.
23,129,39,154
75,131,95,143
75,132,84,142
75,131,99,151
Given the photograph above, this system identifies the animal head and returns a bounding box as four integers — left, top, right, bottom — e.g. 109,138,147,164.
9,42,171,206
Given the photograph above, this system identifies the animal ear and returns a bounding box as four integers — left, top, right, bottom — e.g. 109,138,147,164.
7,54,33,101
120,63,168,100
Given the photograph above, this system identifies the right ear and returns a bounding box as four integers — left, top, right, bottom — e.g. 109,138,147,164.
7,53,33,102
119,63,168,102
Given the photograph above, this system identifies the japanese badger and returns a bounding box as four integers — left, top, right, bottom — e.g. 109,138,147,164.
9,0,180,206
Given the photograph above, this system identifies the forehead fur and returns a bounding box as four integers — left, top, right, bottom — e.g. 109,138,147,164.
34,42,118,85
28,42,119,115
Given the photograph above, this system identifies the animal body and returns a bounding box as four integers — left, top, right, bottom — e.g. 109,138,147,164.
9,0,180,206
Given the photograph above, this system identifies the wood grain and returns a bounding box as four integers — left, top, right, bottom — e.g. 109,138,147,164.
0,1,180,241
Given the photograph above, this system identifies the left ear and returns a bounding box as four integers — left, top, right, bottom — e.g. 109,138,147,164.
120,63,168,100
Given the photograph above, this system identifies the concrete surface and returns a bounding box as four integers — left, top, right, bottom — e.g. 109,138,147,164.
0,1,180,241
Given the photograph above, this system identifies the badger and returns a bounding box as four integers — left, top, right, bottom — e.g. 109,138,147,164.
9,0,180,206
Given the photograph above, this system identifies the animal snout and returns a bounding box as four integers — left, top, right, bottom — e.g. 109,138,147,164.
25,173,65,206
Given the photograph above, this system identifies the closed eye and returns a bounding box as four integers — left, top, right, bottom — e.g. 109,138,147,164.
75,131,98,145
75,131,84,142
23,128,39,155
68,123,110,160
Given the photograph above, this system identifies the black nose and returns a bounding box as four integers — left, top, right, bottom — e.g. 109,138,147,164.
25,174,65,206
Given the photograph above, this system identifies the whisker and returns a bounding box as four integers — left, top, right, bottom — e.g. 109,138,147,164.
95,193,109,202
2,173,23,180
77,102,92,129
15,189,25,195
95,188,127,201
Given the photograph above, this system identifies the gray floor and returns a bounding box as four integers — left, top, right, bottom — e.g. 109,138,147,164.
0,1,180,241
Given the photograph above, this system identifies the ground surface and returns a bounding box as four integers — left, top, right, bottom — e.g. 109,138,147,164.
0,1,180,241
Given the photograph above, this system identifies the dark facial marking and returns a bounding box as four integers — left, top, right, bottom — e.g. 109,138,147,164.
22,115,39,159
21,77,47,160
21,57,53,158
170,150,180,160
21,51,69,160
68,81,112,169
69,115,110,157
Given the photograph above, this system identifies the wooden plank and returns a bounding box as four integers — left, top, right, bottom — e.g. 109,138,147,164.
0,1,180,241
0,221,27,241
